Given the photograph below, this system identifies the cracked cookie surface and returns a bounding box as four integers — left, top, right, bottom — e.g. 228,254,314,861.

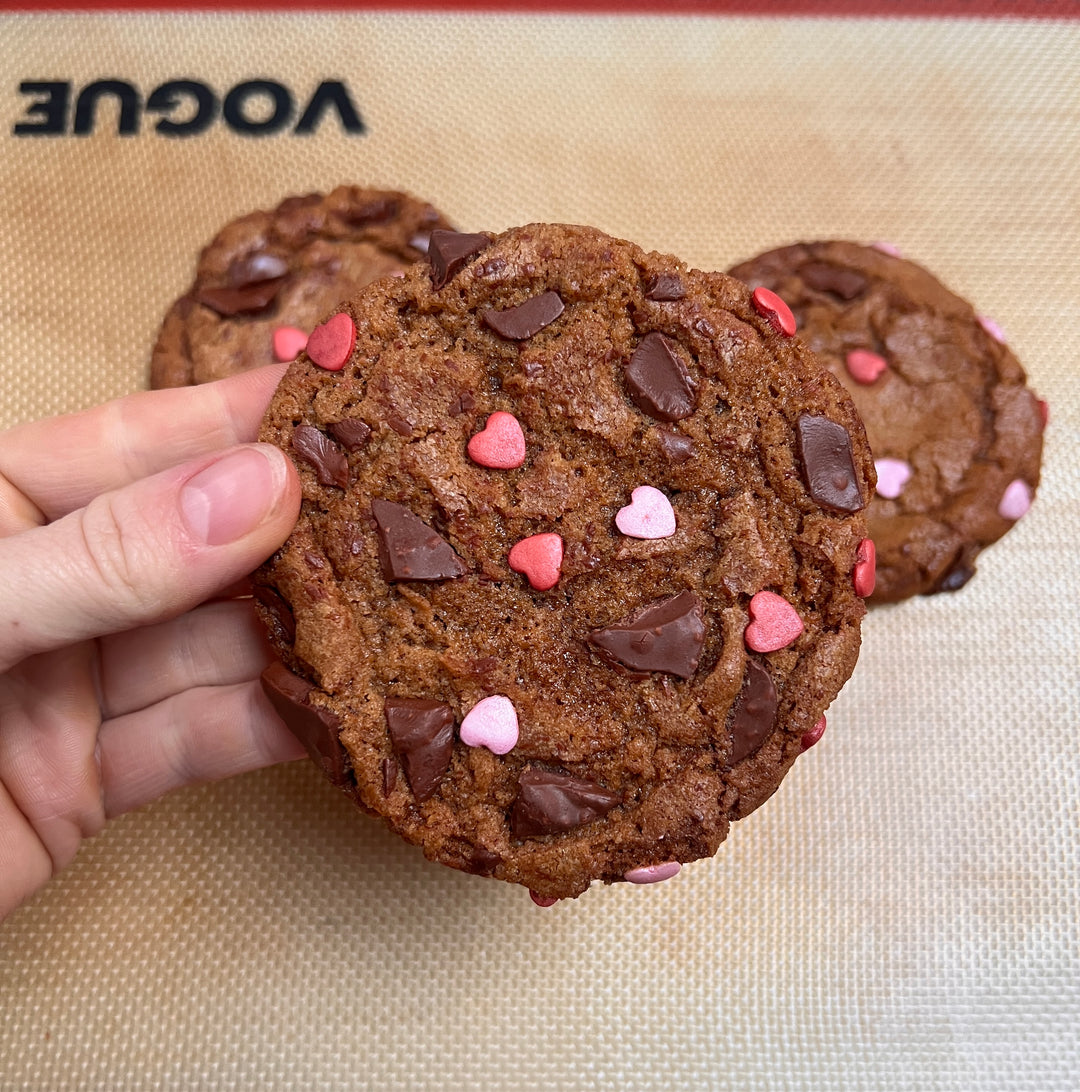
255,223,873,900
729,241,1045,603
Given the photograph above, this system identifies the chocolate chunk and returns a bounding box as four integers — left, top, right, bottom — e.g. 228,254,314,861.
799,261,868,300
656,429,696,464
645,272,686,301
466,846,502,876
448,390,476,417
327,418,372,451
428,230,491,289
795,414,865,514
338,195,398,225
291,424,349,488
728,659,778,765
587,591,706,679
260,662,347,787
384,698,456,803
935,558,977,593
381,755,398,796
371,499,468,581
229,252,290,285
624,332,696,422
511,766,621,838
482,291,564,340
195,278,286,317
252,584,295,643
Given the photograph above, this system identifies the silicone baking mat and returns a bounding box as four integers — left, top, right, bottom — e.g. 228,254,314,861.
1,8,1077,1090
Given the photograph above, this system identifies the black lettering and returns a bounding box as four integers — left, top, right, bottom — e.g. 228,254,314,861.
13,81,71,136
145,80,218,137
294,80,365,136
222,80,293,136
73,80,140,136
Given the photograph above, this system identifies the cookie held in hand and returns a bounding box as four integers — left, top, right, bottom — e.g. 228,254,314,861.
255,223,874,900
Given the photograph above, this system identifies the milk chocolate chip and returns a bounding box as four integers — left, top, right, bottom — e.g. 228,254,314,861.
428,230,491,290
483,291,564,340
291,424,349,488
511,767,621,837
371,500,468,581
587,591,706,679
384,698,456,803
260,662,347,787
728,659,778,765
795,414,865,514
624,332,696,422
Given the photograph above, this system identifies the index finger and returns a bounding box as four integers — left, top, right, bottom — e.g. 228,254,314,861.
0,364,288,522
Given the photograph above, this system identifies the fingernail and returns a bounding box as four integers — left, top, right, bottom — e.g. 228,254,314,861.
180,446,281,546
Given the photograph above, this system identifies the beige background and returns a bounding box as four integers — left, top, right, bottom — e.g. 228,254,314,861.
1,11,1078,1090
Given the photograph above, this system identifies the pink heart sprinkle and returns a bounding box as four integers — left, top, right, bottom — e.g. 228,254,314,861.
871,241,902,257
978,314,1007,344
467,411,526,469
615,485,676,539
1037,398,1050,430
625,862,681,885
306,312,356,371
508,532,564,590
745,590,804,653
530,891,559,907
751,286,796,337
459,695,519,755
874,457,912,500
998,478,1032,521
846,349,888,385
853,538,876,598
801,715,827,751
272,325,308,362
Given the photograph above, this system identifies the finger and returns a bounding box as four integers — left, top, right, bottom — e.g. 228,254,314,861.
0,364,287,522
0,779,54,922
99,680,307,818
0,442,300,673
98,599,273,720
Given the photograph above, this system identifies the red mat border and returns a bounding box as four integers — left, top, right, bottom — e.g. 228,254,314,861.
1,1,1078,16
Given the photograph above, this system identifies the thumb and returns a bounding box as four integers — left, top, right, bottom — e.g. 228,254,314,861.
0,443,299,672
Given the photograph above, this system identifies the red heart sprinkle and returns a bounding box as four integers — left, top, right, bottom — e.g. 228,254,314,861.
306,312,355,371
530,891,559,907
751,286,796,337
845,349,888,385
853,538,876,597
801,715,827,751
467,411,526,469
744,590,804,652
508,532,563,591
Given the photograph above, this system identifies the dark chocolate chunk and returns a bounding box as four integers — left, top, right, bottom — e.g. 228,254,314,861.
327,418,372,451
252,584,295,643
796,414,865,514
645,272,686,301
448,390,476,417
799,261,868,301
291,424,349,489
728,659,778,765
338,195,398,226
371,499,468,581
624,332,696,422
195,278,286,317
656,429,696,464
482,291,564,340
381,755,398,796
587,591,706,679
428,230,491,290
260,661,347,787
935,558,977,593
384,698,456,803
466,846,502,876
511,766,621,838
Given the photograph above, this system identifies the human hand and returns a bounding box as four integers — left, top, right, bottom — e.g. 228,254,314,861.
0,365,304,923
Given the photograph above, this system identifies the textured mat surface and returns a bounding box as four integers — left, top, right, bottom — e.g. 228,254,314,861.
1,12,1077,1090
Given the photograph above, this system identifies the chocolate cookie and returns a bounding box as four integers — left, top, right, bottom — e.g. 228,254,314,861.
254,224,875,901
150,186,454,388
729,241,1045,603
